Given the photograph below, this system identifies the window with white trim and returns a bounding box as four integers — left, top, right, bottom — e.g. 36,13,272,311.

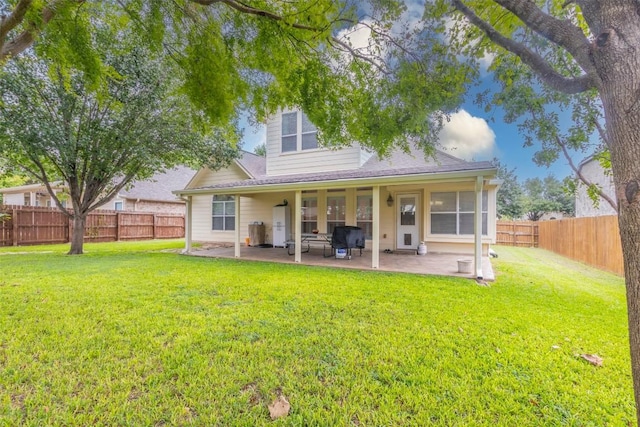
281,111,317,153
326,194,346,235
430,191,488,235
212,195,235,231
301,195,318,234
356,193,373,239
114,201,123,211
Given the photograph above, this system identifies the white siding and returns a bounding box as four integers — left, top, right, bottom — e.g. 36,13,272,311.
378,186,396,251
3,192,26,205
191,191,293,244
187,163,248,189
576,160,617,217
265,110,363,176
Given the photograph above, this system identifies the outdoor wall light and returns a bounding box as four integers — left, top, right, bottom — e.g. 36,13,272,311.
386,194,394,207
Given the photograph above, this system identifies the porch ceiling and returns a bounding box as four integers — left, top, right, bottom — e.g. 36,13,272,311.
187,245,495,281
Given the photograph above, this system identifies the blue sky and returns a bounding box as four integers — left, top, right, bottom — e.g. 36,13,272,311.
238,90,577,182
238,0,580,183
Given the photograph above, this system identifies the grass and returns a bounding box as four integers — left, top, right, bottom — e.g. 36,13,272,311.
0,240,634,426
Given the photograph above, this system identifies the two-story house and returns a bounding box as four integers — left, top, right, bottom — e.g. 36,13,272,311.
175,110,499,278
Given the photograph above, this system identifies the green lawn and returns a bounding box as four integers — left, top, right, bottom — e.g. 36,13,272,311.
0,241,634,425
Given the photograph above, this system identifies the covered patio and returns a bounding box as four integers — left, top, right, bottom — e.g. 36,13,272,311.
187,244,496,280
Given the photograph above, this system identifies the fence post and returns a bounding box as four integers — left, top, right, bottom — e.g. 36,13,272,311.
115,212,120,241
531,223,535,247
153,214,157,239
12,209,18,246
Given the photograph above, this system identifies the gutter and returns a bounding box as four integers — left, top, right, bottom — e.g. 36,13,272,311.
173,168,498,197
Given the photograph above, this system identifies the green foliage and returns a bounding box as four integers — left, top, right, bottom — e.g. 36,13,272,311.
0,18,241,252
3,0,471,157
0,51,233,209
253,143,267,157
494,159,524,219
522,175,575,221
0,241,633,425
427,1,605,185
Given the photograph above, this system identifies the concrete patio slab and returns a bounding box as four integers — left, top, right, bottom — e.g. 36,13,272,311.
187,244,495,281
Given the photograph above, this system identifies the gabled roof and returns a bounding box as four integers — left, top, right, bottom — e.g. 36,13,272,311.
176,146,495,195
236,151,266,178
361,148,468,172
119,166,197,202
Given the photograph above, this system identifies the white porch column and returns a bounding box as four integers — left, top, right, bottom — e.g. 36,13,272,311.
185,195,192,253
294,190,302,263
234,194,241,258
372,186,380,269
474,176,483,279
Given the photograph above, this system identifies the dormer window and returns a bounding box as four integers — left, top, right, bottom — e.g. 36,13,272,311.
281,111,317,153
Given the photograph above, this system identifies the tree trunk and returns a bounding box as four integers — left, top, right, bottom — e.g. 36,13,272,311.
68,215,86,255
595,8,640,420
609,118,640,423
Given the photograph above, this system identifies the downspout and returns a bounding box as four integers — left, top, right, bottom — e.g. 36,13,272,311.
234,194,241,258
179,196,192,253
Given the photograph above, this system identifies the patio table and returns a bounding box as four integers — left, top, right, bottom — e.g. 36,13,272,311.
286,233,332,256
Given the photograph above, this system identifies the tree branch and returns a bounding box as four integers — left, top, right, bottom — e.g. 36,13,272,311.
0,0,72,61
493,0,595,75
451,0,598,94
188,0,335,33
328,36,388,74
0,0,33,41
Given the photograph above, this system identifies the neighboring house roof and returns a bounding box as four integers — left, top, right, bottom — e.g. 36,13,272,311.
578,154,599,173
0,168,197,203
0,182,64,194
119,166,198,203
177,147,495,195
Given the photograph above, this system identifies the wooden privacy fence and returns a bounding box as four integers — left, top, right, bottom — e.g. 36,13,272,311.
496,221,539,247
0,205,184,247
537,215,624,276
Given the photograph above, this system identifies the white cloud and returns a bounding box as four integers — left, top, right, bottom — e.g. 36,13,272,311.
438,110,497,161
335,19,385,69
337,20,375,51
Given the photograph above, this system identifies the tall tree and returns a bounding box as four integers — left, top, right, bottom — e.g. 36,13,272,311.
426,0,640,419
1,0,468,157
0,49,237,254
494,160,524,219
522,175,574,221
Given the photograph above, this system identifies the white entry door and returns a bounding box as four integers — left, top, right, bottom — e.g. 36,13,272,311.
396,194,420,250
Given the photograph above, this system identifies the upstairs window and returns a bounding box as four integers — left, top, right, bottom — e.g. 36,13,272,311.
281,111,318,153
